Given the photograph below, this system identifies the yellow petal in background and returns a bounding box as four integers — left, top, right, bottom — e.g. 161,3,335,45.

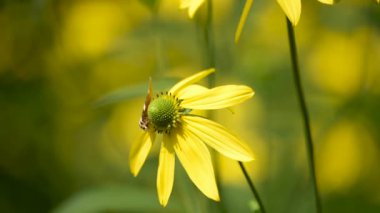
169,68,215,95
129,131,155,176
157,135,175,207
180,0,206,18
183,116,254,162
63,1,125,58
173,129,220,201
235,0,254,43
181,85,254,109
317,121,379,194
277,0,301,26
306,31,365,96
317,0,336,5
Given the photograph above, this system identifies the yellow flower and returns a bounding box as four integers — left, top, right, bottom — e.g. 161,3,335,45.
235,0,336,42
180,0,206,18
130,68,254,206
178,1,338,41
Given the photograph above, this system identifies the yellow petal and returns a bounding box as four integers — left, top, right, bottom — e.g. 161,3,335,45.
172,129,220,201
183,116,254,162
317,0,336,4
235,0,254,43
180,0,206,18
169,68,215,95
181,85,254,109
176,84,209,100
157,135,175,207
129,131,155,176
277,0,301,26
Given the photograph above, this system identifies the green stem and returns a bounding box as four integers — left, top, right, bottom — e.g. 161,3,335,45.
203,2,265,212
203,1,226,212
203,1,265,212
205,0,216,86
285,18,322,213
238,162,266,213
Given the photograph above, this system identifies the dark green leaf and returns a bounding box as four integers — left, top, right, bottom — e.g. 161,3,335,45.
53,185,181,213
94,78,177,108
139,0,160,12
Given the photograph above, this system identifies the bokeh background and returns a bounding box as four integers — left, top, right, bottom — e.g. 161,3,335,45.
1,0,380,212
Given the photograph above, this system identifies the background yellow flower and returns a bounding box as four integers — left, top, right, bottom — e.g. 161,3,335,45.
236,0,335,42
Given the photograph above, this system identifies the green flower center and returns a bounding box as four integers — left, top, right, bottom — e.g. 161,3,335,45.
148,93,180,133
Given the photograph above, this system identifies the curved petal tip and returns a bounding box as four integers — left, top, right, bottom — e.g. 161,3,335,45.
277,0,301,26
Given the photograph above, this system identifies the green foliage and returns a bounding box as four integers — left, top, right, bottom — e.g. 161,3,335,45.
94,78,176,107
139,0,160,13
1,0,380,212
53,185,181,213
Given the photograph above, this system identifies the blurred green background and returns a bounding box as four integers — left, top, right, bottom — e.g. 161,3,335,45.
0,0,380,212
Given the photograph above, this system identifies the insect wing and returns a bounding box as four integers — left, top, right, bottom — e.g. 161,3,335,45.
139,78,152,130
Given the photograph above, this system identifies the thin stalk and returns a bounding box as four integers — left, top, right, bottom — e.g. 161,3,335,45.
203,1,226,212
203,1,265,212
205,0,216,85
202,1,265,212
238,162,266,213
285,18,321,213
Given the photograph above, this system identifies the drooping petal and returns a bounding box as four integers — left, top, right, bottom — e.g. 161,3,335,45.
169,68,215,96
317,0,336,4
129,131,156,176
183,116,254,162
180,0,206,18
181,85,254,110
157,135,175,207
235,0,254,43
172,129,220,201
176,84,209,100
277,0,301,26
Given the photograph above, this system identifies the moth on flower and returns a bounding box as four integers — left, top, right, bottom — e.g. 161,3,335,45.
130,68,255,206
139,77,152,131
